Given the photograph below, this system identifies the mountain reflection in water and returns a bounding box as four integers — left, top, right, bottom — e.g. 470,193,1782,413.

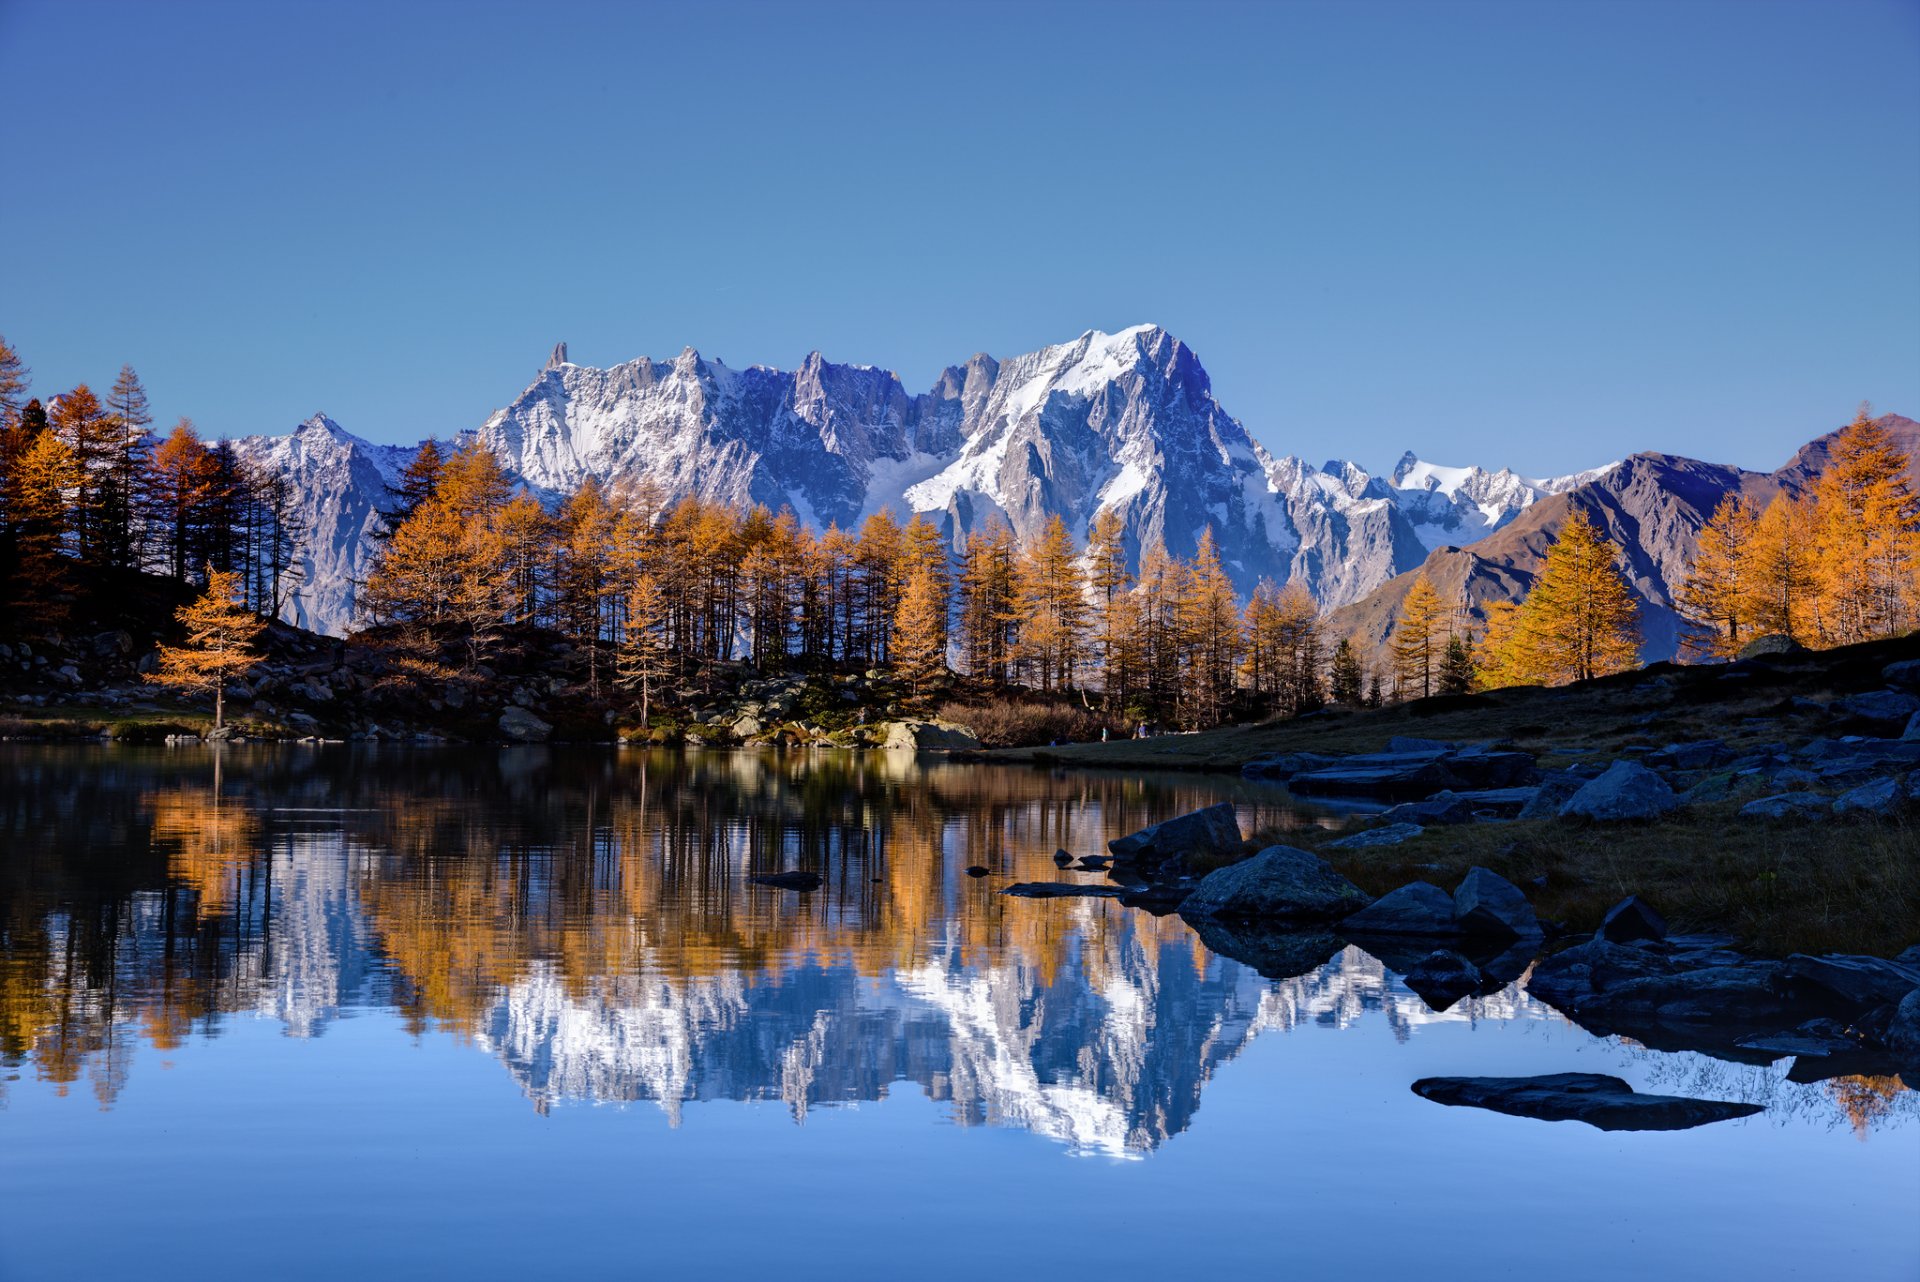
0,745,1906,1151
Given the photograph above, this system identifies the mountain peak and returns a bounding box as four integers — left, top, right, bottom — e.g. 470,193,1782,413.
544,341,569,372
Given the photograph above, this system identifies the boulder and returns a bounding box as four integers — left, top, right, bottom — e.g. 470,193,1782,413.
1325,822,1426,849
880,720,981,750
1108,803,1243,872
498,706,552,743
1452,867,1541,939
1444,750,1539,789
1737,633,1804,660
1410,1073,1763,1131
1648,740,1730,772
1517,770,1587,820
1429,786,1541,818
1387,736,1453,753
1559,761,1680,822
1831,776,1905,816
1778,954,1920,1011
964,865,989,878
1240,751,1337,781
731,714,765,739
1597,895,1667,944
1740,792,1829,821
1339,881,1459,935
1833,689,1920,732
1377,798,1476,826
1001,882,1122,899
1178,845,1370,923
1287,753,1460,799
1403,950,1484,1010
1888,990,1920,1064
1181,919,1342,979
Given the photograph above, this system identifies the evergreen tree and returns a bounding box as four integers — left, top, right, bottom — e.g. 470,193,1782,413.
1176,528,1239,726
1085,508,1135,707
3,429,79,624
1437,634,1476,695
48,385,116,563
144,420,213,582
143,566,265,730
103,364,153,569
1328,637,1364,705
378,437,446,540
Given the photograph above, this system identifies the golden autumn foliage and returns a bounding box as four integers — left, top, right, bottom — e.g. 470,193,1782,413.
1390,572,1448,699
1477,508,1639,688
142,566,266,728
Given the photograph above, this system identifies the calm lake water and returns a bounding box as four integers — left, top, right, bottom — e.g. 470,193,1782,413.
1,745,1914,1281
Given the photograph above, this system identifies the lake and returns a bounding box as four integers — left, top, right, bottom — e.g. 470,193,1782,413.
1,745,1914,1281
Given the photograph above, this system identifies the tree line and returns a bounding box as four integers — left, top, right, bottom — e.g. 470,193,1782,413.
0,335,305,626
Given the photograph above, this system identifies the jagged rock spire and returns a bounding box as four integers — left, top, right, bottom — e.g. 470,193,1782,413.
545,341,569,372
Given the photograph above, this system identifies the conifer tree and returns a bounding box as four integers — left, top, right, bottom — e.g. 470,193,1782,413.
1746,495,1817,643
891,563,949,708
1809,408,1917,643
1011,515,1087,690
0,334,27,430
144,566,265,730
49,385,116,563
1085,509,1135,706
1480,508,1639,687
1675,494,1759,660
957,518,1017,684
1390,573,1447,700
3,429,79,621
1328,636,1364,705
617,572,671,729
145,420,213,582
1437,634,1476,695
103,365,153,569
378,437,446,540
1176,528,1239,726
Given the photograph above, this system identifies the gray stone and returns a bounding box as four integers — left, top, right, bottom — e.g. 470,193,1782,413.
1648,740,1730,771
1403,950,1484,1010
1180,920,1342,979
1339,881,1459,935
731,715,765,739
1737,633,1804,660
1597,895,1667,944
1108,802,1243,871
1740,792,1829,821
1905,711,1920,741
1411,1073,1763,1131
1517,770,1586,820
1834,689,1920,730
1178,845,1370,923
1888,990,1920,1063
1779,954,1920,1011
498,706,552,743
1559,761,1681,822
1832,777,1906,816
1882,659,1920,689
1453,866,1541,939
879,719,980,750
1378,798,1476,826
1326,822,1426,849
1387,736,1453,752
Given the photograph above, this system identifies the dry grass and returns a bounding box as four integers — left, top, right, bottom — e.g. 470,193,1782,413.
1260,806,1920,958
937,697,1125,748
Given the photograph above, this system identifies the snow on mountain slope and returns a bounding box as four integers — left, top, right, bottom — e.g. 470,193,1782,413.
237,327,1625,636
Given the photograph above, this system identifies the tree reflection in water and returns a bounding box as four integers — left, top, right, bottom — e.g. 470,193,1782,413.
1,745,1909,1149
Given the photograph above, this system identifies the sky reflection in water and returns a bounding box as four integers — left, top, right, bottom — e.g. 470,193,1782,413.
0,745,1914,1282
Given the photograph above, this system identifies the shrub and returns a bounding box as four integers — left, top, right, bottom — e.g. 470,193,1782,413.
936,697,1124,749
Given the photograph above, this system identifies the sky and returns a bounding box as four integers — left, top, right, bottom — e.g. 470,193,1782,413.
1,0,1915,478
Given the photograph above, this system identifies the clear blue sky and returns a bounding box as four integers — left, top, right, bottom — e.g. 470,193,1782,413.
3,0,1915,477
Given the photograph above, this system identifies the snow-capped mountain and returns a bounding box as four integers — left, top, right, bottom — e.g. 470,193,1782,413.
237,327,1619,636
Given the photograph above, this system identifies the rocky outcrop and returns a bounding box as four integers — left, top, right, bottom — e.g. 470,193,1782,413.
1411,1073,1764,1131
1178,846,1370,923
1107,803,1243,874
1558,761,1680,822
497,706,552,743
1337,881,1459,935
1452,867,1542,939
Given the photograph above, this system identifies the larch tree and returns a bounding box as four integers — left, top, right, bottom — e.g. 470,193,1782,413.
3,428,80,619
1011,515,1087,691
0,334,28,430
1085,508,1136,707
1437,634,1476,695
1809,409,1917,644
145,420,213,582
617,572,671,729
144,566,266,731
1176,528,1240,726
957,519,1017,684
1675,494,1759,660
1746,495,1818,644
48,385,117,563
1390,573,1447,700
891,563,949,708
103,364,153,570
1493,508,1640,686
1243,579,1321,717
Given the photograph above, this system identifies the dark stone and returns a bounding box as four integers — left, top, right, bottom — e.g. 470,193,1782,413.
1648,740,1730,772
1597,895,1668,944
1073,854,1112,870
1387,735,1454,752
1411,1073,1763,1131
1778,954,1920,1011
1001,882,1122,899
1377,798,1476,826
1516,770,1586,820
1888,990,1920,1064
1052,849,1074,867
1287,757,1460,800
1559,761,1681,821
1107,803,1243,872
1881,658,1920,689
1739,792,1829,821
1178,845,1371,922
1403,950,1483,1010
1453,867,1541,939
1182,918,1342,979
1833,689,1920,732
750,870,823,891
1339,881,1459,936
1736,633,1803,660
1325,822,1426,849
964,865,989,878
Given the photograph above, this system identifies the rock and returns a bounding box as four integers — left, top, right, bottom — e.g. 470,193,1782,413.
1737,633,1803,660
750,870,823,891
498,706,552,743
1517,770,1586,820
1452,867,1541,939
1682,770,1772,805
1403,949,1484,1010
1181,919,1342,979
1647,740,1729,771
1340,881,1459,936
1833,689,1920,731
1740,792,1829,821
732,715,765,739
1428,786,1540,818
1778,954,1920,1011
1905,712,1920,741
1001,882,1122,899
1831,776,1905,816
1444,750,1539,789
1107,802,1243,872
1597,895,1667,944
1178,845,1370,923
1052,849,1074,867
1387,736,1453,752
879,719,980,750
1378,797,1476,826
1882,659,1920,688
964,865,989,878
1074,854,1112,870
1410,1073,1763,1131
1240,751,1337,781
1559,761,1680,822
1888,990,1920,1063
286,711,320,735
1287,753,1459,799
1325,822,1426,849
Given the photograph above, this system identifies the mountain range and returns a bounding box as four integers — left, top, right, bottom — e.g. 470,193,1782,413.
233,326,1909,663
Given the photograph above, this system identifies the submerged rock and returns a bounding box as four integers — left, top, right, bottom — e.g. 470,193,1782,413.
1001,882,1122,899
1178,845,1370,923
1339,881,1459,935
1559,761,1680,822
1182,918,1342,979
1410,1073,1764,1131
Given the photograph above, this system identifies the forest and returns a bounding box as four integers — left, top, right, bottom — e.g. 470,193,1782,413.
2,331,1915,735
